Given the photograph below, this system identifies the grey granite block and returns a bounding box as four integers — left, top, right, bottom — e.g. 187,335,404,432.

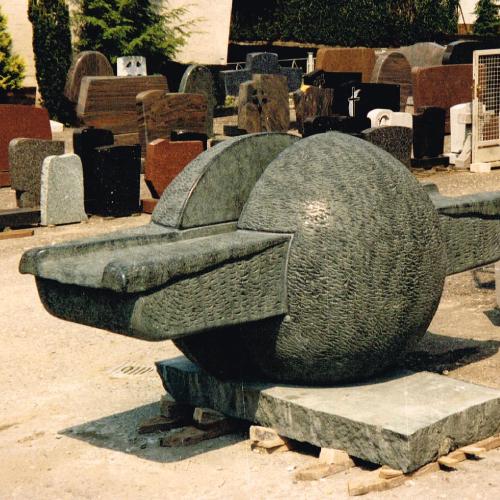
40,154,88,226
157,356,500,473
361,126,412,168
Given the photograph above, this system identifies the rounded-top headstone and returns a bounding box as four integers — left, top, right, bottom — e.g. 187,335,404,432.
175,132,448,384
64,51,114,103
442,40,500,65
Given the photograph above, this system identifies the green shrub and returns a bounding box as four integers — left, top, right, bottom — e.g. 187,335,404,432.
0,6,25,90
230,0,460,47
73,0,191,74
28,0,73,121
474,0,500,37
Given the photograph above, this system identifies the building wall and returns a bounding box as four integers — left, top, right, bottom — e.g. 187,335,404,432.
460,0,477,25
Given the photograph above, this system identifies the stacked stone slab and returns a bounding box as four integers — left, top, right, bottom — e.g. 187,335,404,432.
220,52,302,96
0,105,52,187
40,154,87,226
315,47,376,82
9,138,65,207
136,91,208,156
238,74,290,133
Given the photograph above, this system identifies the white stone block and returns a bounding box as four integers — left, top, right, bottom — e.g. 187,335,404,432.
450,102,472,153
50,120,64,133
367,109,393,127
117,56,147,76
389,112,413,129
40,154,88,226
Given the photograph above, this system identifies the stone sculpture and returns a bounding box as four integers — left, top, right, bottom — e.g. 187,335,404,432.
20,133,500,385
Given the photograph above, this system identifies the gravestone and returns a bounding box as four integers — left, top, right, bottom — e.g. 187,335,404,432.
220,52,302,96
136,91,208,155
117,56,147,76
238,74,290,133
303,70,361,89
412,107,448,168
361,126,412,168
9,138,65,207
303,115,371,137
179,65,216,137
450,102,472,154
293,87,335,135
367,109,413,129
332,83,400,117
40,154,87,226
443,40,500,65
73,127,115,212
412,65,473,133
0,105,52,187
145,138,204,201
315,47,376,82
87,144,141,216
398,42,446,68
371,52,412,109
64,51,114,103
76,75,169,142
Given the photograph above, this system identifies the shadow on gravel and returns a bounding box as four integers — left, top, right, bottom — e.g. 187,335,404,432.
485,308,500,327
59,401,246,463
403,331,500,373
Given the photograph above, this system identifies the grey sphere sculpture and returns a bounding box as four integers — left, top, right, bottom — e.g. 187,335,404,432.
21,132,499,385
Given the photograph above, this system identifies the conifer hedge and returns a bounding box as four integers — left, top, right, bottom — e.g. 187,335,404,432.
230,0,459,47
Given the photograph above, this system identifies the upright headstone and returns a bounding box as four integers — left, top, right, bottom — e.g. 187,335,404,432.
73,127,115,212
40,154,88,226
412,65,473,133
303,70,361,89
9,138,65,207
371,52,412,110
450,102,472,154
0,105,52,187
367,109,413,129
64,51,114,103
293,87,335,135
145,138,204,203
442,40,500,65
88,145,141,216
315,47,376,82
302,115,371,137
76,75,169,141
179,65,216,137
398,42,446,68
361,126,412,168
117,56,147,76
238,74,290,133
412,107,448,168
220,52,302,95
136,91,208,155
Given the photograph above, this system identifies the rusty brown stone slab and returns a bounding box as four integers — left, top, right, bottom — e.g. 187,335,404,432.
316,47,376,83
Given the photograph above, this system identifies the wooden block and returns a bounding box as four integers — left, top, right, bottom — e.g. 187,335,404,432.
348,470,407,496
193,407,227,430
459,445,486,457
295,463,347,481
319,448,354,467
472,435,500,451
409,461,440,477
0,228,34,240
379,465,404,479
438,450,467,468
160,419,237,447
137,415,188,434
249,425,285,444
159,394,193,420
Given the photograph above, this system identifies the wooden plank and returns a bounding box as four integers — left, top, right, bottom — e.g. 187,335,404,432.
0,229,34,240
438,450,467,468
160,419,237,447
319,448,354,467
348,469,407,496
295,463,348,481
379,465,404,479
472,435,500,451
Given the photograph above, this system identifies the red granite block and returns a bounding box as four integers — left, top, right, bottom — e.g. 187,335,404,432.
145,138,203,198
0,171,10,187
142,198,158,214
0,105,52,175
412,64,473,133
316,47,376,83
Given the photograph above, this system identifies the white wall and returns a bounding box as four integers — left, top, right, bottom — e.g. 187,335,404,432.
460,0,478,25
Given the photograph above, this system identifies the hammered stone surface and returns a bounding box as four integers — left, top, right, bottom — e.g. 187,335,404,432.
371,52,412,109
64,51,114,103
293,87,335,135
40,154,87,226
220,52,302,96
361,126,412,168
179,65,216,137
238,74,290,133
412,65,473,133
9,138,65,207
398,42,445,68
0,105,52,186
137,91,208,155
145,138,204,198
315,47,376,83
158,357,500,473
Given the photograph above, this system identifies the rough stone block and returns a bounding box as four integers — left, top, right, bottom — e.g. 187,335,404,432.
9,138,65,207
361,126,412,168
157,357,500,473
293,87,335,135
315,47,376,82
40,154,88,226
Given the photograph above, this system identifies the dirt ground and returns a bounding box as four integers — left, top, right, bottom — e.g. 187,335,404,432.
1,158,500,498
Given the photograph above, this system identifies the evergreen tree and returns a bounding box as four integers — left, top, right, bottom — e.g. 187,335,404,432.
0,6,25,90
74,0,191,74
474,0,500,37
28,0,73,121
